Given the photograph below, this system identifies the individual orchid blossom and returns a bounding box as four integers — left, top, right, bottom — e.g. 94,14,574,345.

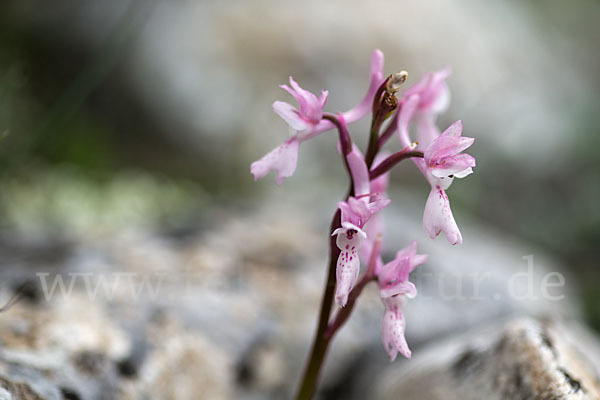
424,120,475,179
376,241,427,361
420,122,475,245
250,78,329,185
332,194,390,307
337,196,391,236
250,50,385,185
397,70,475,245
376,241,427,298
274,77,329,131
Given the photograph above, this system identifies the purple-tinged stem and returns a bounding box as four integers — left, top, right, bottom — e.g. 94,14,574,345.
323,113,352,156
364,77,391,168
369,149,424,180
377,111,399,148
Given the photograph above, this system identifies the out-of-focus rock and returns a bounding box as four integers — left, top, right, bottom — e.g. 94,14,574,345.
120,313,232,400
376,317,600,400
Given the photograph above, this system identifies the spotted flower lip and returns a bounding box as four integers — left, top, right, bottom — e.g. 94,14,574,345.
381,296,411,360
332,221,365,307
424,120,475,179
423,185,462,245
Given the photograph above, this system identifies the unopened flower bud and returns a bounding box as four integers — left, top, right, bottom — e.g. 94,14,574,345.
386,71,408,94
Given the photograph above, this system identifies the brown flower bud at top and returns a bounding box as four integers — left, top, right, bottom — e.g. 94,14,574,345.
385,71,408,94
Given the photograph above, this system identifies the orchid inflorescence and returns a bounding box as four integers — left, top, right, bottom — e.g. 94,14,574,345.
251,49,475,397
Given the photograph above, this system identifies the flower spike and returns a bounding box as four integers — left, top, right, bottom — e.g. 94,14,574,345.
250,52,477,382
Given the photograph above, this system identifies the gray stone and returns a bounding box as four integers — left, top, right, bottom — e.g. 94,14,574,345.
376,318,600,400
0,201,594,399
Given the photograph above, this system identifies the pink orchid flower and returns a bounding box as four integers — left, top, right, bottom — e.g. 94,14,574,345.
332,195,390,307
251,50,385,184
274,77,329,131
331,147,391,307
376,241,427,361
420,122,475,245
250,78,329,185
397,70,475,245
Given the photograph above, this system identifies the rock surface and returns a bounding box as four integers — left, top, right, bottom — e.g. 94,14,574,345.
0,201,595,399
376,318,600,400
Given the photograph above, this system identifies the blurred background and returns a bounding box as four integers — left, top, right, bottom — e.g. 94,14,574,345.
0,0,598,399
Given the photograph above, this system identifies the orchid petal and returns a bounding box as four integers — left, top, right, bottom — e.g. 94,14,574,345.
338,196,390,229
404,67,451,114
453,167,474,179
425,136,474,162
280,83,307,113
272,101,308,131
279,77,326,125
367,197,392,216
430,154,476,178
439,119,463,138
415,115,442,150
377,241,426,293
287,77,314,117
397,95,419,148
346,149,370,197
319,90,329,108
